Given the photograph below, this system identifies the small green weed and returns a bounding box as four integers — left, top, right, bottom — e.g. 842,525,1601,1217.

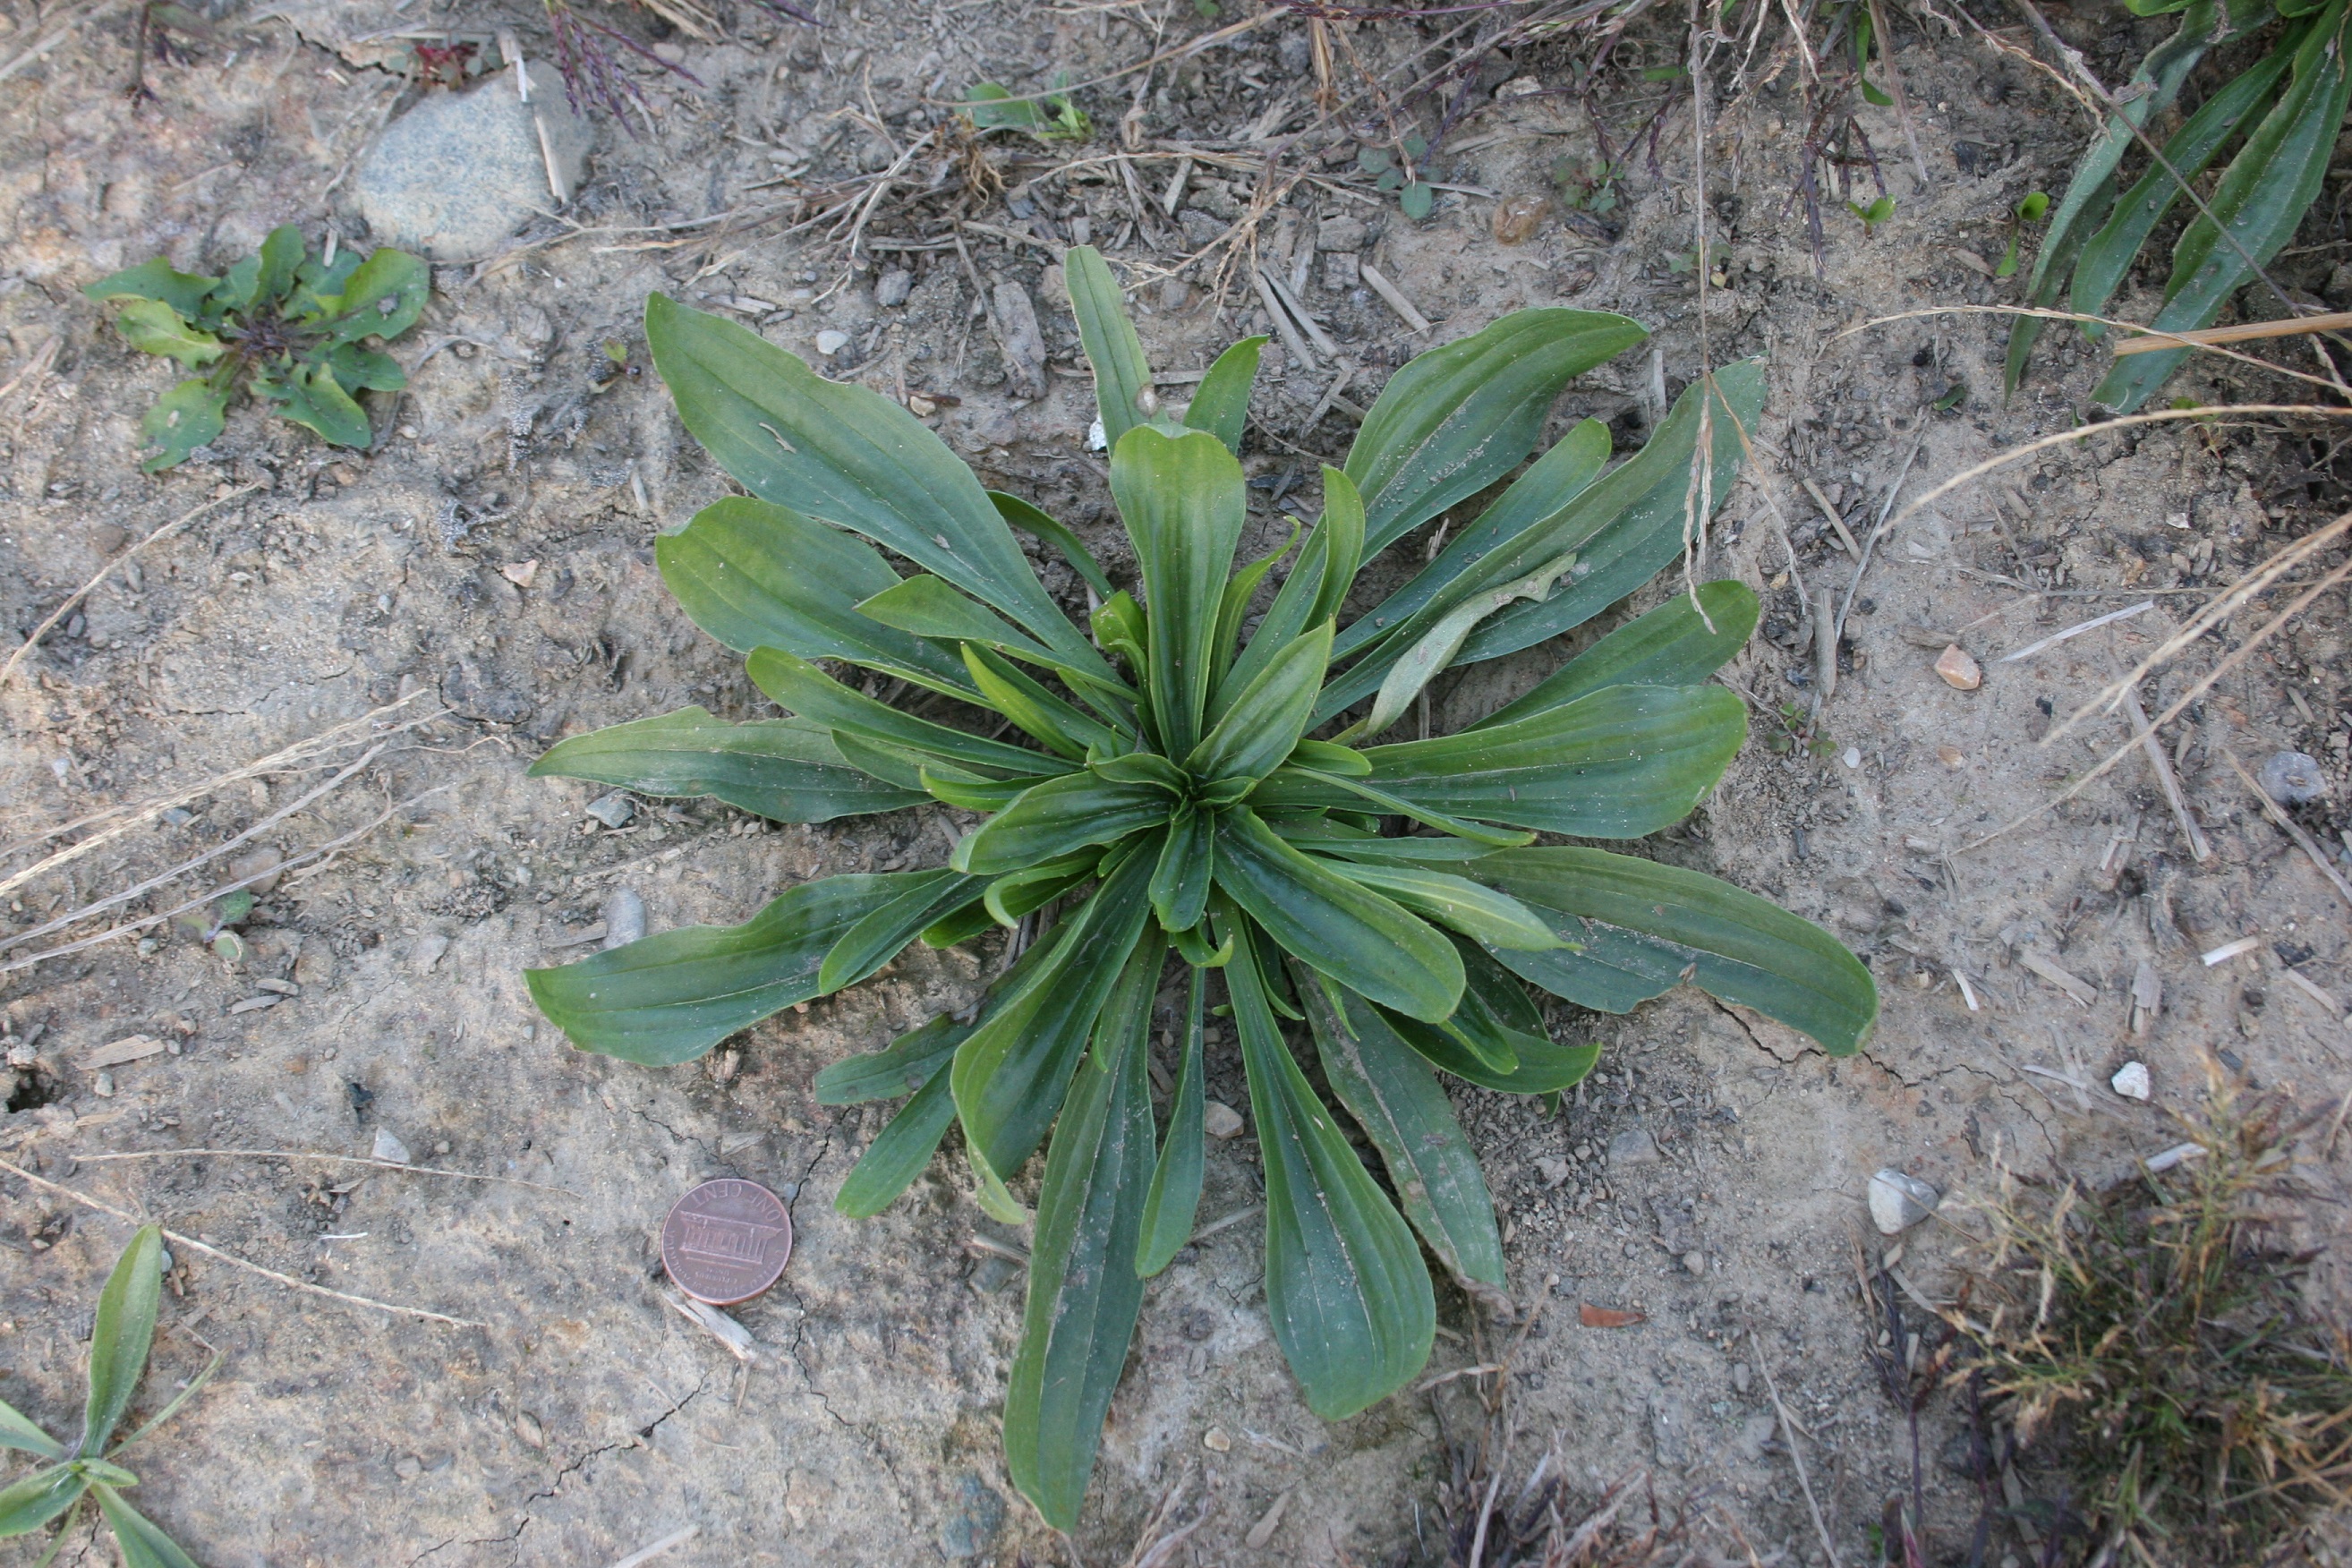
1846,194,1896,235
1551,152,1626,216
1995,190,2049,279
1956,1088,2352,1564
83,226,427,472
0,1225,221,1567
1359,138,1436,221
964,74,1091,141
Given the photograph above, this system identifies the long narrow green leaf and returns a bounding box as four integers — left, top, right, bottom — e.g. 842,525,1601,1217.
1300,974,1508,1307
983,853,1100,928
1313,860,1560,950
1250,766,1534,848
2005,0,2228,393
1187,621,1333,785
1211,467,1361,723
952,772,1174,875
746,647,1069,779
1149,805,1214,933
1475,580,1757,729
2092,1,2352,412
0,1399,62,1461
1212,807,1462,1021
527,873,915,1063
1357,552,1581,740
1468,846,1879,1054
1210,528,1296,695
854,573,1058,662
833,1063,959,1216
815,1010,970,1104
81,1225,164,1458
1373,990,1599,1095
1317,364,1761,721
1181,336,1266,453
644,294,1104,673
530,708,925,822
1004,941,1159,1530
1326,686,1747,838
1225,918,1434,1419
1111,425,1248,756
818,869,987,993
1344,309,1647,552
89,1486,200,1568
961,643,1125,759
2068,38,2296,335
1065,245,1154,452
1333,418,1610,661
991,491,1115,602
0,1465,83,1538
951,850,1157,1180
1136,967,1207,1275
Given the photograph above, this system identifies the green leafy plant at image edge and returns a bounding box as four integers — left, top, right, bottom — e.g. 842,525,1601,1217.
0,1225,221,1567
2007,0,2352,412
965,72,1091,141
522,247,1879,1529
83,225,429,471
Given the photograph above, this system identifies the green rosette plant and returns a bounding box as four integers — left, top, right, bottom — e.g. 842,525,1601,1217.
524,248,1878,1528
83,225,429,471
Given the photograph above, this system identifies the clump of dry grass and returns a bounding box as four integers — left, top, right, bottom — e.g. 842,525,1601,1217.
1952,1083,2352,1565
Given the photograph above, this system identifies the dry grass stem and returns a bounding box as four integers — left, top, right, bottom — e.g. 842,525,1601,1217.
2220,748,2352,914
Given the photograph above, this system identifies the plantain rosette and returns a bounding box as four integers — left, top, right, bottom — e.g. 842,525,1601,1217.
524,248,1878,1530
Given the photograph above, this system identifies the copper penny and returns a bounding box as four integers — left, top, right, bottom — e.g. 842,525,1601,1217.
660,1179,793,1306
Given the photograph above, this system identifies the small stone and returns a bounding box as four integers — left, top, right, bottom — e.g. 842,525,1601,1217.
1322,250,1359,291
373,1129,413,1164
1868,1169,1940,1235
1682,1249,1706,1276
1841,745,1862,770
228,848,285,897
908,395,937,416
1202,1427,1231,1453
409,933,450,975
1491,192,1552,245
2110,1061,2152,1101
1732,1360,1753,1394
1536,1156,1573,1188
1606,1129,1660,1166
514,1411,546,1449
1317,216,1369,252
814,329,850,357
92,1070,115,1098
1937,744,1964,768
874,268,914,307
394,1454,423,1482
584,792,636,829
356,69,592,260
1494,75,1547,100
1203,1100,1245,1139
602,889,647,949
2258,750,2326,806
1933,644,1981,690
499,558,539,589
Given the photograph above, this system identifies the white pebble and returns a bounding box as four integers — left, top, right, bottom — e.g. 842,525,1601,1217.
1868,1169,1939,1235
2110,1061,2152,1101
814,329,850,357
1841,746,1862,770
373,1128,413,1164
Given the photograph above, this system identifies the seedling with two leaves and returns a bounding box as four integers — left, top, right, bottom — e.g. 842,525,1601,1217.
83,226,427,472
1360,138,1436,221
521,247,1878,1529
1847,194,1896,235
964,73,1092,141
0,1226,219,1567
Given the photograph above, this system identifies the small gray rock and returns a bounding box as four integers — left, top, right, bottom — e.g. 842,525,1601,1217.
2258,750,2326,805
2111,1061,2152,1101
814,329,850,357
1868,1169,1940,1235
1731,1360,1752,1395
1317,216,1369,252
1203,1100,1245,1139
1682,1249,1706,1276
357,68,590,260
874,268,913,307
1606,1128,1660,1166
584,791,635,829
372,1128,413,1164
601,889,646,950
1536,1156,1573,1188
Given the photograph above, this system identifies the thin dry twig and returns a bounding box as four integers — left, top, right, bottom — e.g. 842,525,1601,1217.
1753,1347,1843,1568
2112,310,2352,357
1834,304,2350,396
1,483,263,690
2221,749,2352,914
0,1155,487,1328
2123,685,2211,864
68,1147,578,1196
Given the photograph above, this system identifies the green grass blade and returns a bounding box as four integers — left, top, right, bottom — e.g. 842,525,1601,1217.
1473,580,1757,729
1343,309,1646,553
1065,245,1154,452
990,491,1115,602
1149,805,1214,933
81,1225,164,1458
1472,846,1879,1054
0,1466,83,1538
1311,861,1560,950
818,869,986,993
1225,919,1434,1419
89,1485,200,1568
106,1351,220,1458
1300,974,1508,1305
1003,941,1159,1530
530,708,926,823
1135,967,1207,1276
833,1064,959,1216
0,1398,62,1461
527,873,916,1063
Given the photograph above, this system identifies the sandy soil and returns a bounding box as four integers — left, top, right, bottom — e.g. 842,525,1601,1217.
3,1,2349,1564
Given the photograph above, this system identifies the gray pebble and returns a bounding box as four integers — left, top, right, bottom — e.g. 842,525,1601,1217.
2258,750,2325,805
601,889,646,949
815,328,850,357
584,791,636,829
1868,1169,1939,1234
874,268,913,307
372,1128,413,1165
1606,1128,1659,1166
1732,1360,1752,1394
357,68,591,260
